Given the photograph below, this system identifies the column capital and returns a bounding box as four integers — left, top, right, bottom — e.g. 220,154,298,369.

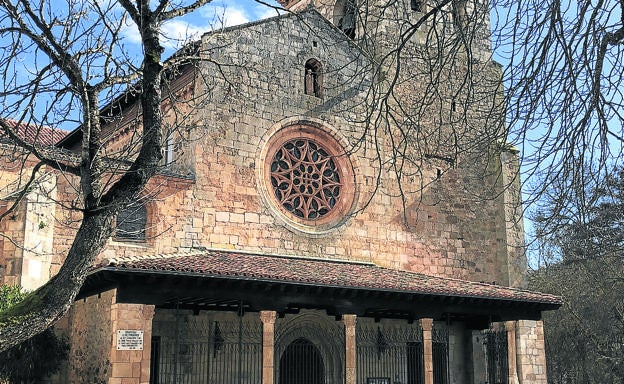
260,310,277,325
505,320,517,332
343,314,357,328
420,318,433,331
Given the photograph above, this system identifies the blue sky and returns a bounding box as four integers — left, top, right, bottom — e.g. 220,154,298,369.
124,0,283,55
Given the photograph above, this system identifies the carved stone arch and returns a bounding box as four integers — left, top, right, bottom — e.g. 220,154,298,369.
275,311,344,384
304,58,323,98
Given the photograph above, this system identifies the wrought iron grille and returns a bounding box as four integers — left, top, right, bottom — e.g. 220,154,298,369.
432,329,449,384
278,338,325,384
356,324,424,384
150,320,262,384
115,202,147,240
274,317,345,384
484,329,508,384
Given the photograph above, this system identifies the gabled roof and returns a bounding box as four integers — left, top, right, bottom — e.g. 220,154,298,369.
95,250,562,306
1,119,67,146
199,7,373,60
57,8,373,150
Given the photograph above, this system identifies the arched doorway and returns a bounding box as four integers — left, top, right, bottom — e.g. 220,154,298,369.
279,338,325,384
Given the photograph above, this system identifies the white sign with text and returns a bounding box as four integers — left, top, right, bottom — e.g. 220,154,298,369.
117,330,144,350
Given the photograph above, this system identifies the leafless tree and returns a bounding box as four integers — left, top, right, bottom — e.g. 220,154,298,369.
0,0,214,352
493,0,624,222
529,167,624,382
0,0,619,356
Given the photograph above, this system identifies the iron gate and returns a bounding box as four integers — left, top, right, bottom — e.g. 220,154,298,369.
484,329,508,384
432,328,449,384
274,315,345,384
279,338,325,384
356,324,425,384
150,320,262,384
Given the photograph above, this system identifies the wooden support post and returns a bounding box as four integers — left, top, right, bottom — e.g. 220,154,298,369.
343,314,357,384
260,311,277,384
421,318,434,384
506,321,520,384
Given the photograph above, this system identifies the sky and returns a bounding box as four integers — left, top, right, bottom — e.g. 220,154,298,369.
0,0,283,133
126,0,283,55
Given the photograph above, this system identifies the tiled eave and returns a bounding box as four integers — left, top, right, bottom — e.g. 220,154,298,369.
83,250,561,324
1,118,67,146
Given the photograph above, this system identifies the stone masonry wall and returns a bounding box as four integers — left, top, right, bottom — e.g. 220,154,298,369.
63,289,155,384
516,320,548,384
178,11,518,284
37,11,523,287
66,289,116,384
20,174,56,290
109,302,155,384
0,151,57,287
0,201,26,286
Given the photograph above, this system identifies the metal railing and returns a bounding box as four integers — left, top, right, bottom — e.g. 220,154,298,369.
484,329,508,384
356,325,425,384
150,320,262,384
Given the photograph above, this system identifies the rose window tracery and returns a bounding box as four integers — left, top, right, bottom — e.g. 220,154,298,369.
262,124,355,230
270,138,342,220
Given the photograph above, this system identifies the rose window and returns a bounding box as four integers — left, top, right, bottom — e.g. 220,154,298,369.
270,139,342,220
262,124,355,230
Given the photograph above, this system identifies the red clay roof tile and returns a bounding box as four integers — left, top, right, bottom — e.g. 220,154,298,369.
1,119,67,146
97,250,562,305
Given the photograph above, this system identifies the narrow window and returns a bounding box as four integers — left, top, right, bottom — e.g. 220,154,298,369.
164,127,174,166
411,0,423,12
336,0,357,39
452,0,467,27
304,59,323,98
116,203,147,241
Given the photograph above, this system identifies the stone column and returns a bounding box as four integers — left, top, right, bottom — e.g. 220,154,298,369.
516,320,548,384
343,314,357,384
260,311,277,384
110,302,156,384
506,321,520,384
20,176,56,291
421,318,434,384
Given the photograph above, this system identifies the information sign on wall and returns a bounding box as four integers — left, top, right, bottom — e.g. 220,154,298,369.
116,330,144,350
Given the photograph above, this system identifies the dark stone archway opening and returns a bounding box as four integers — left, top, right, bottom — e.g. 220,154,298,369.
279,338,325,384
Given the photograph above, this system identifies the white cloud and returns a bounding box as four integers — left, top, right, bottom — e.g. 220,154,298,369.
160,19,212,49
200,5,251,28
117,1,278,53
121,20,142,46
254,4,283,20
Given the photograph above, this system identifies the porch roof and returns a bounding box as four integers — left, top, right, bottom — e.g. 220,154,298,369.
87,250,561,319
97,250,561,304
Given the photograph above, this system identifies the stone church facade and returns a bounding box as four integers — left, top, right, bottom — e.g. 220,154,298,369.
0,0,561,383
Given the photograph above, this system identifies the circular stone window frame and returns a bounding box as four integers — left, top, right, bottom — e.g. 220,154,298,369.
257,119,358,235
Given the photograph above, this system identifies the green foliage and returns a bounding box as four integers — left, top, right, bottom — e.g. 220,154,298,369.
0,286,69,384
0,286,42,326
0,285,23,311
